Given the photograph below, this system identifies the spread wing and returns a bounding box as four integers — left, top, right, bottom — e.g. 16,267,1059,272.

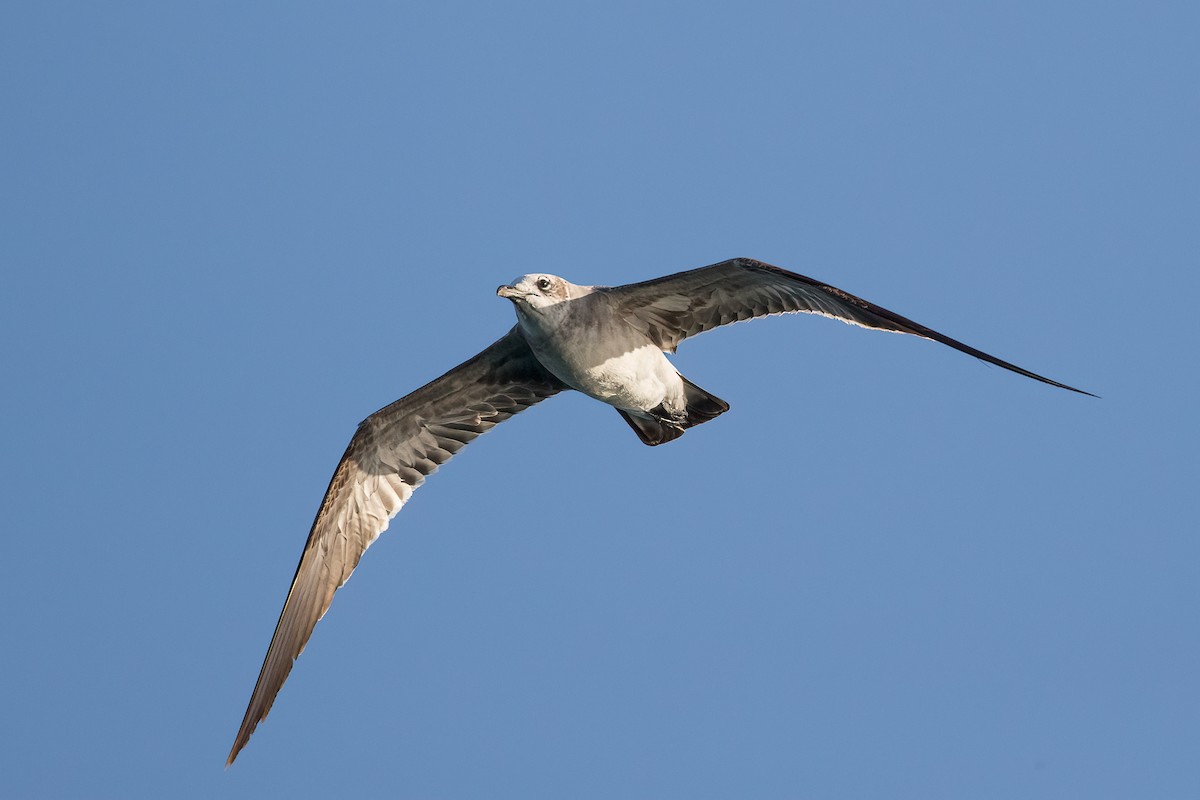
603,257,1094,396
227,327,567,765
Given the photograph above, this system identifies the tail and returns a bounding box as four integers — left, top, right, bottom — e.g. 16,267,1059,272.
616,376,730,446
679,374,729,426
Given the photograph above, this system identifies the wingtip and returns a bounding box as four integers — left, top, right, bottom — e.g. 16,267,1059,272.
1053,380,1100,399
226,725,253,767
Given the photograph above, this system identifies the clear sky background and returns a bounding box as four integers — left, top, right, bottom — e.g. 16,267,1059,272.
2,2,1196,798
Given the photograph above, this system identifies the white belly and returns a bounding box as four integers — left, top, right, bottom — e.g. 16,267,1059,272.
524,322,683,412
572,343,683,411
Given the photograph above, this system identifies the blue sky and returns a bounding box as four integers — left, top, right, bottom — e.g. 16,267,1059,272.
2,2,1197,797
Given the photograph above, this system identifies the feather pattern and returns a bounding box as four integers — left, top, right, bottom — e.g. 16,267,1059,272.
227,327,566,765
603,257,1094,395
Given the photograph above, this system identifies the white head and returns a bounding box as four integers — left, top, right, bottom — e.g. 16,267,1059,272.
496,273,578,315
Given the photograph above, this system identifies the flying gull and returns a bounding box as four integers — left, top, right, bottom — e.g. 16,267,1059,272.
227,257,1092,764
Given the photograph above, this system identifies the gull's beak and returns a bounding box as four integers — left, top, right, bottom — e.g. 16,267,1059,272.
496,285,521,299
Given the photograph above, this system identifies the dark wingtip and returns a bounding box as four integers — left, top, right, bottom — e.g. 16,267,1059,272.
1017,373,1098,398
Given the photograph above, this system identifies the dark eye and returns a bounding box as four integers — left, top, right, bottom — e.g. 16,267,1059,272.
536,277,552,292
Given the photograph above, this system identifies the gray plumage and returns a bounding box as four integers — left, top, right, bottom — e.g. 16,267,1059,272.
228,257,1091,765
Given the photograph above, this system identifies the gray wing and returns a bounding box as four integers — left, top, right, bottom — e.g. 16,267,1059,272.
227,327,567,766
604,257,1094,396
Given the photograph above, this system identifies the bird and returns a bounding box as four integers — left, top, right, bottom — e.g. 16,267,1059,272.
227,257,1093,764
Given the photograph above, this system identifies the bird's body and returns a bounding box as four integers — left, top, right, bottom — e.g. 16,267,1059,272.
504,279,695,431
228,258,1094,765
544,335,686,418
